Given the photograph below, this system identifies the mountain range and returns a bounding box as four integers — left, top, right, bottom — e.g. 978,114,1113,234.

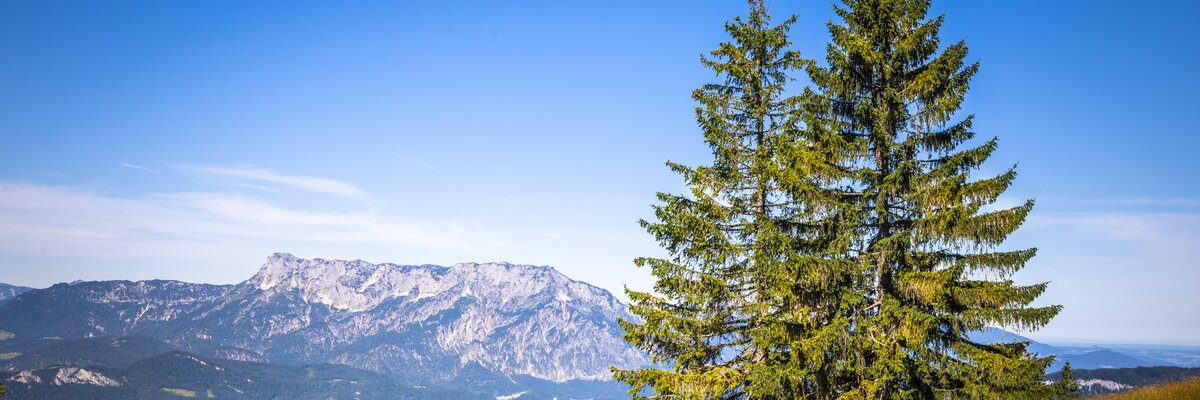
971,328,1200,371
0,253,645,398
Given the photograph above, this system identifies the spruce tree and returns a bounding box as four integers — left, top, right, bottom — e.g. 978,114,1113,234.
799,0,1061,398
1051,362,1081,399
611,0,814,398
617,0,1058,398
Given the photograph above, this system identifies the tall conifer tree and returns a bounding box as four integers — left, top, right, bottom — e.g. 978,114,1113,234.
799,0,1061,398
1050,362,1081,399
617,0,1059,399
612,0,814,397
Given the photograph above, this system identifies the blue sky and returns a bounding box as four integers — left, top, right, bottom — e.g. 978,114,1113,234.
1,0,1197,345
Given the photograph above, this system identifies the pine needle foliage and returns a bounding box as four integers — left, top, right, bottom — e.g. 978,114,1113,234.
799,0,1060,398
615,0,1059,399
612,0,813,398
1050,362,1082,400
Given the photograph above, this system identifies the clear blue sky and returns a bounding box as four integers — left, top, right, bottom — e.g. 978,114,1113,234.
1,1,1197,345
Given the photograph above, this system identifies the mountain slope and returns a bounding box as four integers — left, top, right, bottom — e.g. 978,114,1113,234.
0,351,435,400
1,335,176,371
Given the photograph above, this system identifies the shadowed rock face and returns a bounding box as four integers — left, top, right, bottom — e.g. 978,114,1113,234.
0,253,648,383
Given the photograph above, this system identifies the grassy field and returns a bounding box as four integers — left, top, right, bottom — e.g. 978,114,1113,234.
1099,377,1200,399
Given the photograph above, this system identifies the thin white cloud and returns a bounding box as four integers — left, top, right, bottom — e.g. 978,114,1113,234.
1045,196,1200,208
119,163,159,174
0,182,494,260
237,183,282,193
979,195,1028,213
1028,212,1200,249
1108,197,1200,207
174,164,366,197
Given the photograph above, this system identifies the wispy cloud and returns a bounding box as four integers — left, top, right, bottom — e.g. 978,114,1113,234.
1029,212,1200,250
980,195,1028,213
1105,197,1200,207
119,163,159,174
0,182,495,259
1026,197,1200,255
237,183,282,193
1044,196,1200,208
174,164,366,197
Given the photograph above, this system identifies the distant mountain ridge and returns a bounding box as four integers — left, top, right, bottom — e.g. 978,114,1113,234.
0,283,32,306
971,327,1200,371
0,253,648,388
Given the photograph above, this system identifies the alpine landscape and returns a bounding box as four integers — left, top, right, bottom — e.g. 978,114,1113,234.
2,0,1198,399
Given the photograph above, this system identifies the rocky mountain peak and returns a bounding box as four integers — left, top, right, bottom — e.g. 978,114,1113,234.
243,254,618,315
248,252,309,290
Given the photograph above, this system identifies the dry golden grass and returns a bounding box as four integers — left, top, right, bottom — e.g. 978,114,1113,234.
1097,377,1200,399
